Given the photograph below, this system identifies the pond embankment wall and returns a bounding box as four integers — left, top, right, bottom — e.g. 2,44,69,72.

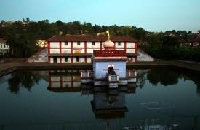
0,60,200,77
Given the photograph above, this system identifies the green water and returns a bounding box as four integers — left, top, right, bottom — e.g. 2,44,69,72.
0,67,200,130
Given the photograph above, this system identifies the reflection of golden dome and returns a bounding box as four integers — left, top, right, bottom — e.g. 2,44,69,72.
103,39,114,48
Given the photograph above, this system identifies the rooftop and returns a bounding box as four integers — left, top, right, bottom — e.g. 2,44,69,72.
48,35,137,42
0,38,7,43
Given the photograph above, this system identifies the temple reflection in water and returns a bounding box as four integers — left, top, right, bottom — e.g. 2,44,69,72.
46,69,136,116
45,69,184,130
47,69,140,92
47,70,82,92
46,69,137,130
1,68,200,130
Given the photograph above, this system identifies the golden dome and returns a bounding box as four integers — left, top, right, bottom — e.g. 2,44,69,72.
103,39,114,48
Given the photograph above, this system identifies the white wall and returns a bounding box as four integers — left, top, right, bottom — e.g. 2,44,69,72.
63,82,81,87
62,49,71,54
49,42,60,48
127,42,136,48
50,49,60,54
115,42,124,48
87,49,94,53
73,49,84,53
80,57,85,63
49,57,61,63
115,48,124,50
61,42,71,48
50,58,53,63
127,49,136,53
61,57,71,63
73,57,85,63
51,82,61,87
72,82,81,87
127,58,136,62
87,42,100,48
57,58,60,63
0,44,9,49
62,76,72,81
73,42,84,48
51,77,60,81
87,58,91,63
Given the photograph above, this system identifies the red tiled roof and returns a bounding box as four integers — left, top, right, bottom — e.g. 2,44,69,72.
0,38,7,43
48,35,137,42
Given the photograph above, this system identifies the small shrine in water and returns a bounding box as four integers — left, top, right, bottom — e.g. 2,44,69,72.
81,31,136,88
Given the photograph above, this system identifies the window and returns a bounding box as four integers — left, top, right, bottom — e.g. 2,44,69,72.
118,42,121,46
92,41,95,45
77,41,80,45
65,41,68,45
76,57,79,62
65,57,68,62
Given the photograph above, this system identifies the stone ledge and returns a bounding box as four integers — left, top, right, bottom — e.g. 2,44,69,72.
0,60,200,77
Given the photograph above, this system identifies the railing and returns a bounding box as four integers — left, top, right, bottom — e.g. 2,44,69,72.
93,50,126,57
126,70,137,77
81,71,93,78
108,75,119,82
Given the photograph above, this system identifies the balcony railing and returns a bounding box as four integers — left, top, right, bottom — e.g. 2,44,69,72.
108,75,119,82
93,50,126,57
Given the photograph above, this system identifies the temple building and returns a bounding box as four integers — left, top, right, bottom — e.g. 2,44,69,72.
47,35,137,63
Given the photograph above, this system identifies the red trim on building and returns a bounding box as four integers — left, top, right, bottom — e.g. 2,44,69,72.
84,41,87,63
71,75,73,87
135,42,138,62
48,35,137,43
48,42,50,54
47,36,138,64
100,41,102,50
135,42,137,54
60,42,62,63
60,76,63,88
135,57,137,62
124,41,127,50
60,42,62,54
71,41,73,63
84,56,87,63
84,41,87,54
48,42,50,63
60,57,62,63
93,50,126,57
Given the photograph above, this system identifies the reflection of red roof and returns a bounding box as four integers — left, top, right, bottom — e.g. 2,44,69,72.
48,35,137,42
0,38,7,43
47,87,81,92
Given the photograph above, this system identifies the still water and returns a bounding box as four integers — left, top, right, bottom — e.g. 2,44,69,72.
0,67,200,130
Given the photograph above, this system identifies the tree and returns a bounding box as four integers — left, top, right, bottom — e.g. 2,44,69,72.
147,68,180,86
162,36,180,47
132,27,146,41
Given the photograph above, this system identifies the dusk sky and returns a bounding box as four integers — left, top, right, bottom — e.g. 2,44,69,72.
0,0,200,32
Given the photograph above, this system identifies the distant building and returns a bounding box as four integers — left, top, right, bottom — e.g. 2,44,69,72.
0,38,9,55
47,35,138,63
180,33,200,48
